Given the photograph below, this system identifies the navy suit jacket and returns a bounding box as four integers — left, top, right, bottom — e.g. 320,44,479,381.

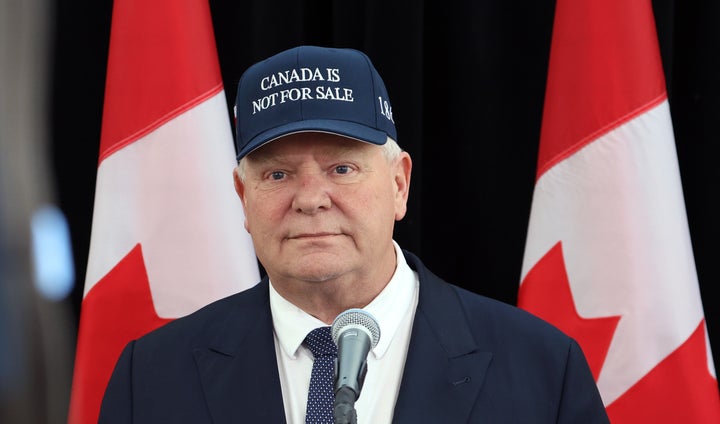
100,250,610,423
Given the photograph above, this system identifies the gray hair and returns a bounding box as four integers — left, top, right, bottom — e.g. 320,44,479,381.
235,136,402,182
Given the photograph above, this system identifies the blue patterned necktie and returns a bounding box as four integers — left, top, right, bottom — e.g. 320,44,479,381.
304,326,338,424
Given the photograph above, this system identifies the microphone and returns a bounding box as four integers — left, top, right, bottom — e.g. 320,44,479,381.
330,308,381,424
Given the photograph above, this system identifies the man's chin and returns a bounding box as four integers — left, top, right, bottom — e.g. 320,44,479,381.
290,252,352,281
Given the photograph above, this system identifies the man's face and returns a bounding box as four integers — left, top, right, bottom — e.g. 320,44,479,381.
234,132,411,287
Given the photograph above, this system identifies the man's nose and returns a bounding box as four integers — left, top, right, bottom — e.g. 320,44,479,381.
291,173,332,214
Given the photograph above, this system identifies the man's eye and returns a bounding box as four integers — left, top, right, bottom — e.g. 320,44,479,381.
270,171,285,180
335,165,350,175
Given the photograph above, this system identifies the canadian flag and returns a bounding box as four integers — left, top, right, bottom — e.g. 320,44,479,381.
518,0,720,422
67,1,259,423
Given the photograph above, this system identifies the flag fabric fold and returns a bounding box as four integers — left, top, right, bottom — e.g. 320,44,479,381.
68,1,260,422
518,0,720,422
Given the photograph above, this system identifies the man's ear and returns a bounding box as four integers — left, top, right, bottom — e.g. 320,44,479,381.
233,167,250,232
394,152,412,221
233,167,245,201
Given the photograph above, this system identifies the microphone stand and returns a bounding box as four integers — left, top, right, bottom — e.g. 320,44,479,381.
333,386,358,424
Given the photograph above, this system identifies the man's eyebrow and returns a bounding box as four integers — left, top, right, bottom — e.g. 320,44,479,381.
247,149,284,164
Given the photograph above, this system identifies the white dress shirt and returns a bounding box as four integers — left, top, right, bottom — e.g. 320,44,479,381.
270,241,419,424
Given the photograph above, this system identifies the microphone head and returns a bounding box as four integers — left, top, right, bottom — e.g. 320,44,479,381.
331,308,381,348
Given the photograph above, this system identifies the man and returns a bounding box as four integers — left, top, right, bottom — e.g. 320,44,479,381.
99,45,610,423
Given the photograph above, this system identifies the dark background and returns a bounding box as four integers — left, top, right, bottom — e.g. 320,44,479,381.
51,0,720,387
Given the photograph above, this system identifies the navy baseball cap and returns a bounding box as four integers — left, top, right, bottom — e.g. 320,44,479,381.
234,45,397,160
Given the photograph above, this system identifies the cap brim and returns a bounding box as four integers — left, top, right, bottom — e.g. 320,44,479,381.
236,119,389,160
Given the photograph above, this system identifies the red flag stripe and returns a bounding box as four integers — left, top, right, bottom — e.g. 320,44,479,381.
99,0,223,164
536,0,666,179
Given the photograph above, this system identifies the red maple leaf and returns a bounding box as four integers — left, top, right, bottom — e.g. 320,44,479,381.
68,244,174,424
518,241,620,380
605,320,720,423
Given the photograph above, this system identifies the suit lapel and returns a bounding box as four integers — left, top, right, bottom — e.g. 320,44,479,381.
193,280,287,423
188,256,493,422
393,252,492,423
